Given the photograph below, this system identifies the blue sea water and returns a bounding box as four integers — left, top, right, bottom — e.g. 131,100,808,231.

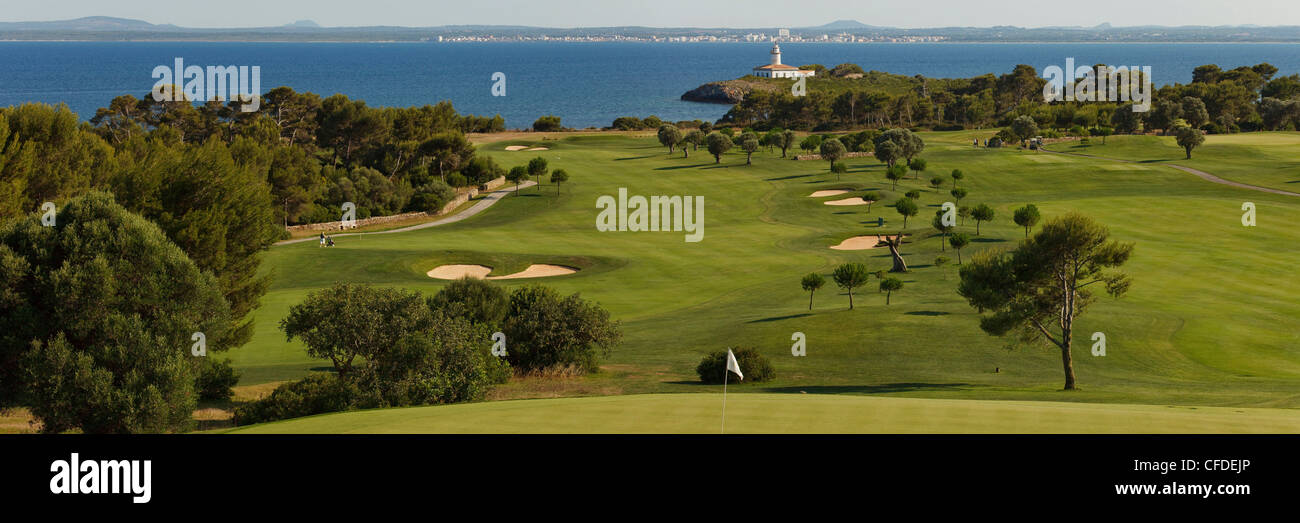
2,41,1299,129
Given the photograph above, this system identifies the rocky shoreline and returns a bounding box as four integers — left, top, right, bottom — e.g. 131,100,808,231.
680,78,775,104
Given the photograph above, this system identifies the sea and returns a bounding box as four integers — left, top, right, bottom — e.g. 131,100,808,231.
3,41,1300,129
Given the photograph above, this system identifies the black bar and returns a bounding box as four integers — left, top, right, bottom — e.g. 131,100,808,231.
1,435,1292,512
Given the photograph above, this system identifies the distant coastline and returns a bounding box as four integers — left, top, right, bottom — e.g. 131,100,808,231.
3,16,1300,43
7,39,1300,45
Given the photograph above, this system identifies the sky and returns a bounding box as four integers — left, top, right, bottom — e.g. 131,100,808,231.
3,0,1300,29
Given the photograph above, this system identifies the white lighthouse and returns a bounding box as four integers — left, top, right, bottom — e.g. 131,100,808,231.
753,42,815,79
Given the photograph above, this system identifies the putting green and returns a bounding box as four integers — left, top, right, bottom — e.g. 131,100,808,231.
225,393,1300,434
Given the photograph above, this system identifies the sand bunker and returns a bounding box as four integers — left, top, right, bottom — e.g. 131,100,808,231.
488,264,577,279
427,263,577,280
525,147,550,151
824,197,873,206
808,190,849,198
829,234,905,250
830,235,884,250
427,264,493,279
504,145,529,151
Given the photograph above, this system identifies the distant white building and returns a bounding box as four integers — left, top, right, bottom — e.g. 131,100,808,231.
752,43,815,79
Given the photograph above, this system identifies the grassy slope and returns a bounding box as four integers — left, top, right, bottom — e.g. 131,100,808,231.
225,130,1300,414
226,393,1300,434
1046,132,1300,193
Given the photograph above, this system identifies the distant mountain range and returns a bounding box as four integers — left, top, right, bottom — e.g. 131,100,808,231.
2,16,1299,42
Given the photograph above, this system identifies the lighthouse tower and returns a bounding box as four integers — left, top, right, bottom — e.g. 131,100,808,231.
753,42,814,79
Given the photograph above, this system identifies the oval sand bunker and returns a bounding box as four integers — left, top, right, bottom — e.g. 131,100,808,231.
427,264,493,279
829,234,905,250
808,190,849,198
427,264,578,280
824,197,872,206
830,235,884,250
489,264,577,279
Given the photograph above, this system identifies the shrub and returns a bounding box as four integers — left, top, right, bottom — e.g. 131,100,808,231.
235,314,509,425
696,347,775,384
233,373,360,426
533,115,563,132
198,358,241,401
502,285,622,374
407,180,457,213
611,116,644,130
356,320,500,407
429,277,509,329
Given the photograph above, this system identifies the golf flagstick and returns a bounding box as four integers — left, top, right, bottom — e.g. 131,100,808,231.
721,365,728,434
721,349,743,434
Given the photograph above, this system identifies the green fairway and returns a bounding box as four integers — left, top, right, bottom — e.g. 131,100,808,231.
225,393,1300,434
1045,132,1300,193
224,129,1300,421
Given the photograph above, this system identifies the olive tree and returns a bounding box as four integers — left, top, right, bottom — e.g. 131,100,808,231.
657,124,682,154
779,130,797,157
819,138,847,172
281,283,435,380
1010,115,1039,146
682,129,705,157
741,134,760,165
1173,124,1205,159
706,132,734,164
502,285,623,374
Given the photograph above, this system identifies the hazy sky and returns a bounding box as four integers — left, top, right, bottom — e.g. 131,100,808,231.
3,0,1299,29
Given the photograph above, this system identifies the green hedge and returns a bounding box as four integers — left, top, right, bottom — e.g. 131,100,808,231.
696,347,775,384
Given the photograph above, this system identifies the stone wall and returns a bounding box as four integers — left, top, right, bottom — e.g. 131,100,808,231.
285,176,506,233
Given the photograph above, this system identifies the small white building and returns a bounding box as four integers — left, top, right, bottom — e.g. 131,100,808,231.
752,43,815,79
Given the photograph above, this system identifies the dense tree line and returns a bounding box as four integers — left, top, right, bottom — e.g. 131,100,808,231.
609,115,709,131
717,62,1298,136
84,87,510,223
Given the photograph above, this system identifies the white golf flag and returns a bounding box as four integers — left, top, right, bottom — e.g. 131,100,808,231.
726,349,743,381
